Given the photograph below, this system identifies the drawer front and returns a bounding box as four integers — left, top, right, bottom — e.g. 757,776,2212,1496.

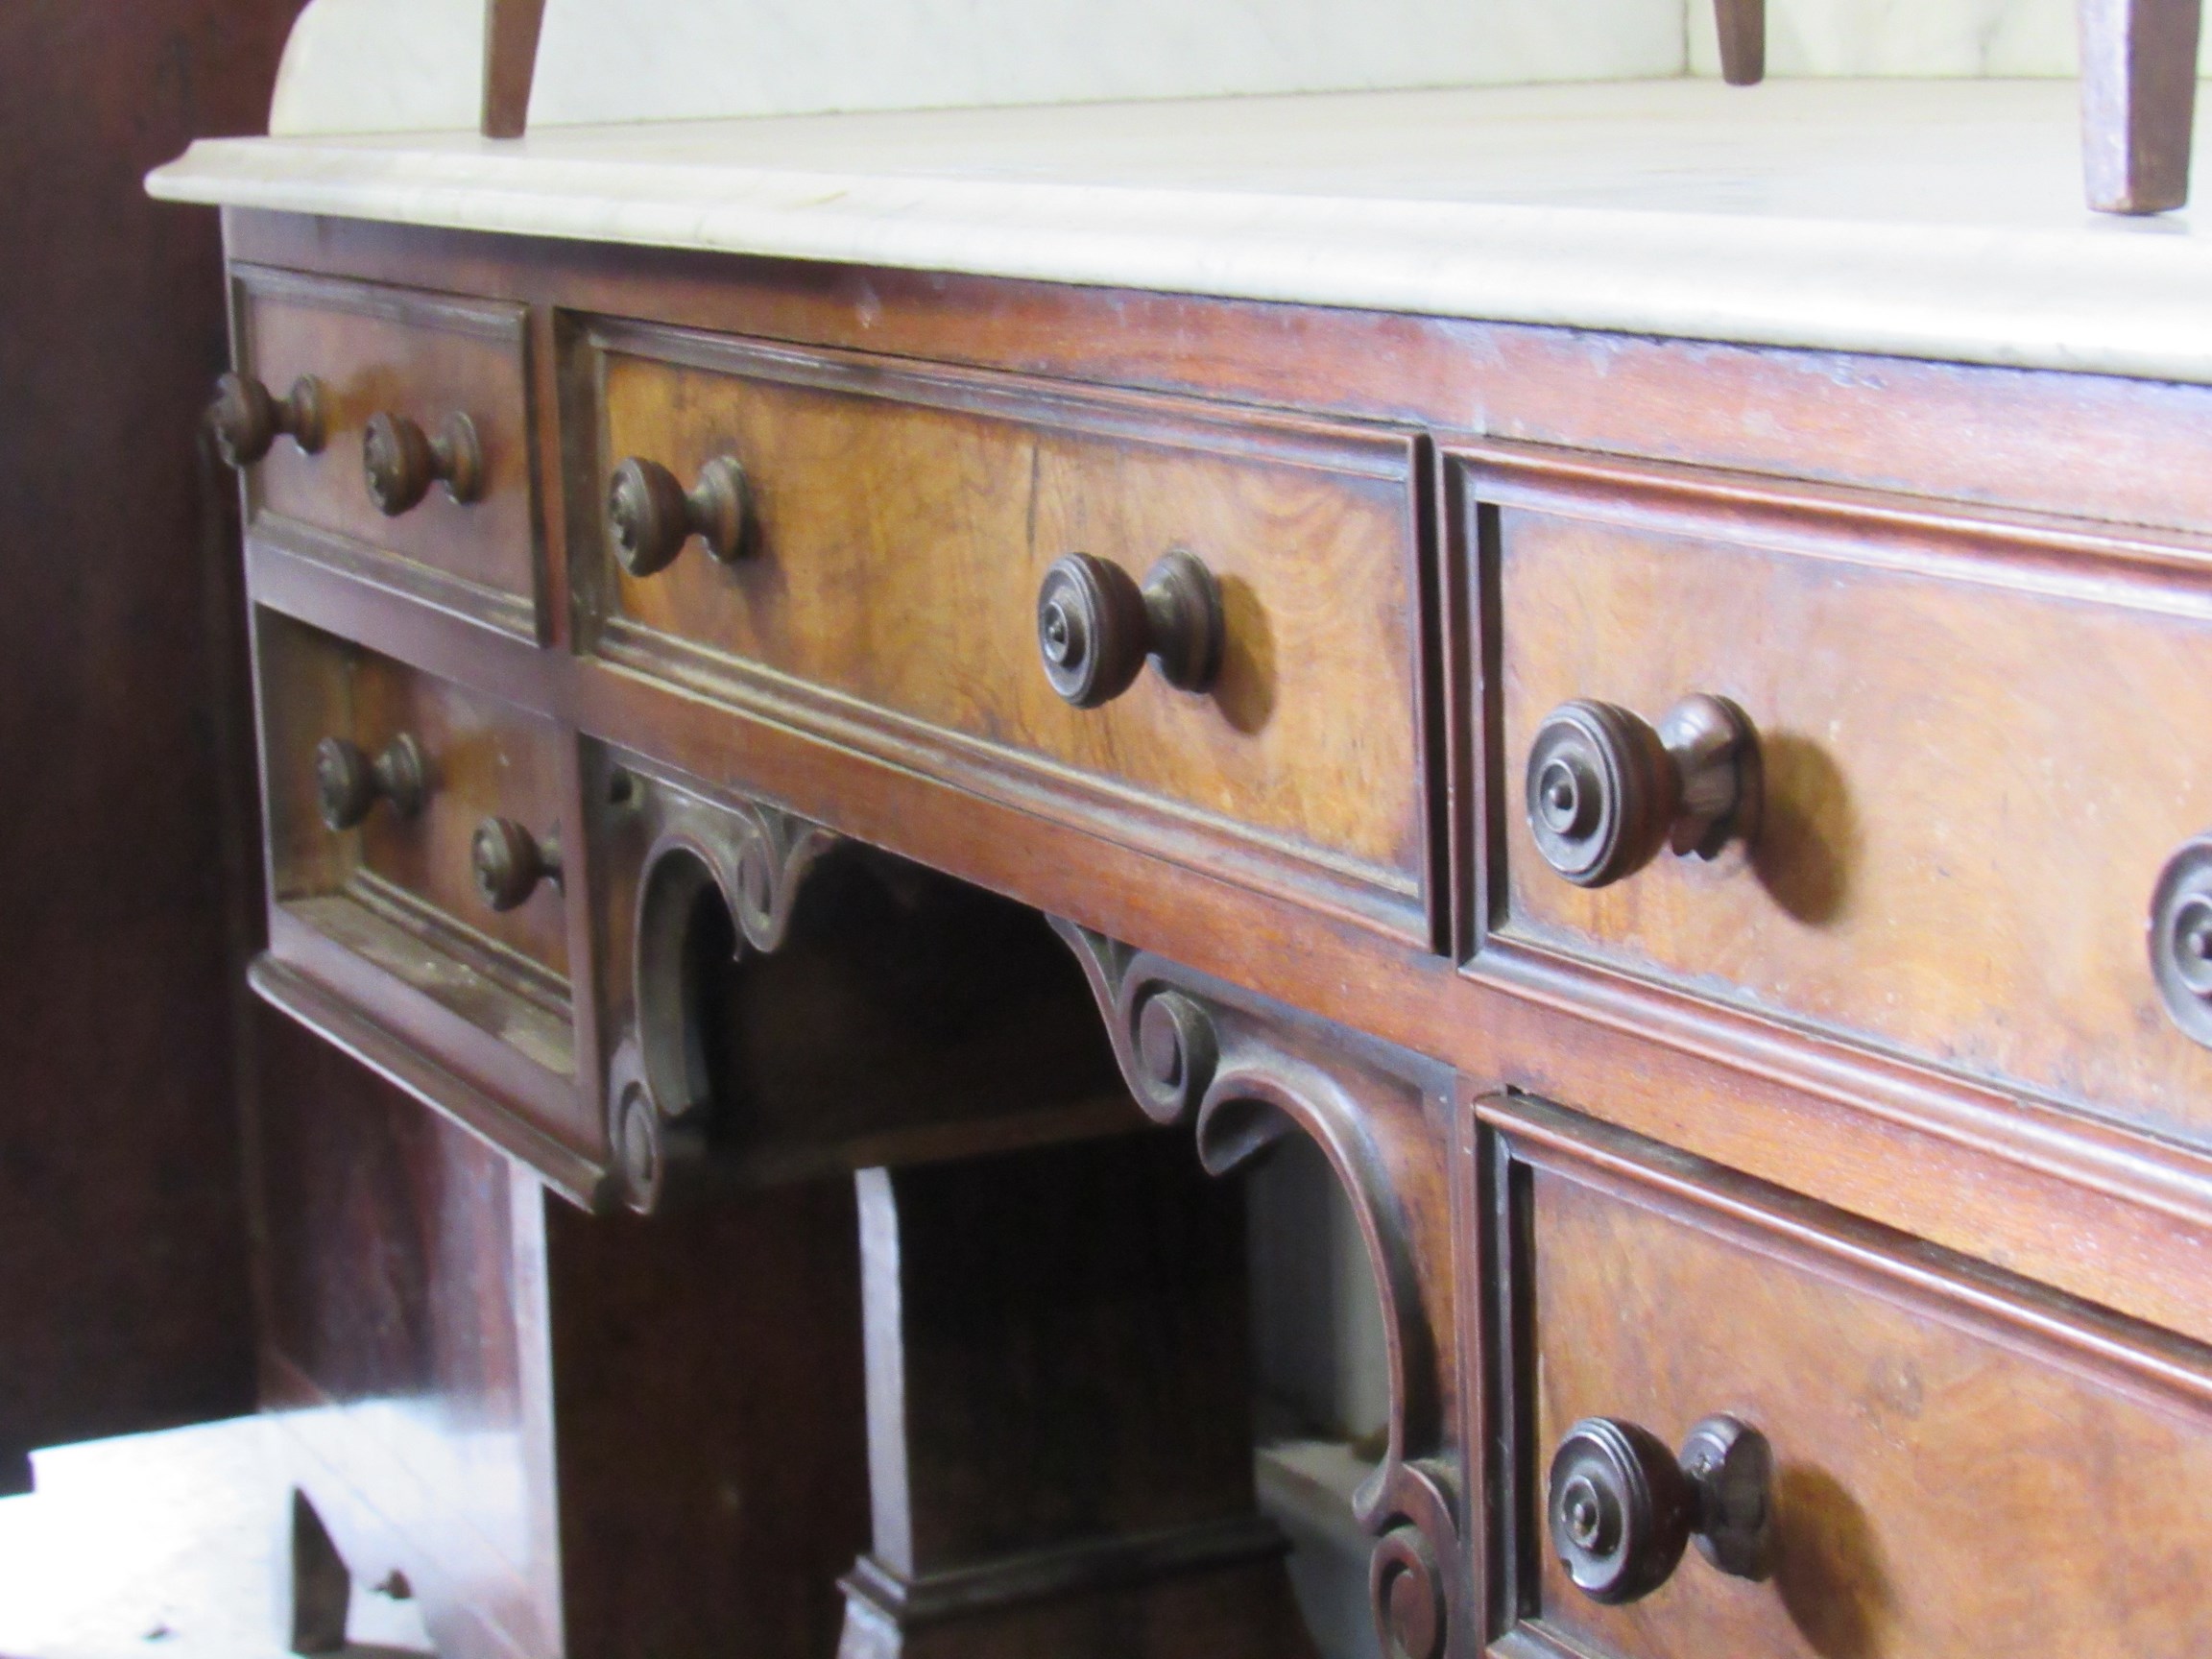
583,324,1428,936
1482,1095,2212,1659
235,266,541,637
257,613,573,1075
1464,448,2212,1146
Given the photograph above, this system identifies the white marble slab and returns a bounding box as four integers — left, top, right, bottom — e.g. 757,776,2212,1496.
153,79,2212,384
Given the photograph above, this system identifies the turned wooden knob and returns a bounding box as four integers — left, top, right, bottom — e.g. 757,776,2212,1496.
209,373,326,468
2151,833,2212,1047
364,411,483,516
607,455,750,577
1525,693,1761,888
315,734,428,831
472,816,561,912
1036,549,1223,709
1548,1414,1772,1605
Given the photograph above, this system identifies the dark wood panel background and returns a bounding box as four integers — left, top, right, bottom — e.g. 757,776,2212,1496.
0,0,307,1473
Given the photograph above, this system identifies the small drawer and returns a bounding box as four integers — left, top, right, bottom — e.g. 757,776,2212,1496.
256,613,574,1084
578,322,1429,938
1459,445,2212,1150
1480,1094,2212,1659
228,266,541,637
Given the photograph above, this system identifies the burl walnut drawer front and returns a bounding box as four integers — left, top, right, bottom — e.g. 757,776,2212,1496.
1479,1095,2212,1659
256,613,573,1078
229,266,542,637
1461,447,2212,1148
580,321,1428,937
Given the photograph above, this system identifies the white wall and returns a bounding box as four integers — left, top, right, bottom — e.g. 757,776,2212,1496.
270,0,2212,135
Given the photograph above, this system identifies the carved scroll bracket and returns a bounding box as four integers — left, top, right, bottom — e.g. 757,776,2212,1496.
608,775,839,1213
1053,921,1467,1659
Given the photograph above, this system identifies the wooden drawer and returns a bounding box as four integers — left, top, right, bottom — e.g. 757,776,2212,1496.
256,613,574,1086
232,266,542,637
1460,445,2212,1149
1478,1094,2212,1659
577,322,1429,938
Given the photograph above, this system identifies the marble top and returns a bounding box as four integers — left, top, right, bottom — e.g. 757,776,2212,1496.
149,78,2212,382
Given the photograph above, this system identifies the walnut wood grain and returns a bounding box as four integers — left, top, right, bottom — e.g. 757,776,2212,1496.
1466,443,2212,1152
236,265,543,636
1478,1093,2212,1658
582,325,1426,929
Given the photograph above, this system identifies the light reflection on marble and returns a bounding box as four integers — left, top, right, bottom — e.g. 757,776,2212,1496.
152,80,2212,384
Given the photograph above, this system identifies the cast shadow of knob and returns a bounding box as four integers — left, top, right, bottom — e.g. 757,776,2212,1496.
1748,733,1856,927
1212,572,1276,736
1773,1464,1893,1659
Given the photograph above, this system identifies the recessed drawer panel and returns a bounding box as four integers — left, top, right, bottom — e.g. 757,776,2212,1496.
232,267,541,637
580,323,1428,938
256,613,574,1082
1481,1094,2212,1659
1463,446,2212,1147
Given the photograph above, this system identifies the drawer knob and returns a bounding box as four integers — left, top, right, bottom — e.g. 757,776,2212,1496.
1036,549,1223,709
607,455,750,576
364,411,484,516
209,373,326,468
472,816,562,912
1548,1414,1772,1605
315,734,428,831
1526,693,1761,888
2150,833,2212,1046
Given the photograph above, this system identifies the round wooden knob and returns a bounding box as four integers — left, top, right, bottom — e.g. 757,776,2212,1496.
1548,1414,1771,1605
209,373,326,468
2151,833,2212,1047
364,411,483,516
1036,548,1223,709
472,817,561,913
315,734,428,831
1526,693,1760,887
607,455,749,577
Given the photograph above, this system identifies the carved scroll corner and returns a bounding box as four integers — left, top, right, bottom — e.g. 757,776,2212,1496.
1048,918,1217,1126
1364,1457,1462,1659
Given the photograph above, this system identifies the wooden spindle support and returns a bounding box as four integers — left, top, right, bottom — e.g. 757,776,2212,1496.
2079,0,2203,212
481,0,547,139
1713,0,1766,85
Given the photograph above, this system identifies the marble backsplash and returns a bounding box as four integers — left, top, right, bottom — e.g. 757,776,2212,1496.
268,0,2212,136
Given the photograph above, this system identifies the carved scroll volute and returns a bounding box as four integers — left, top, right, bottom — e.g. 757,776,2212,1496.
612,792,838,1213
1053,922,1465,1659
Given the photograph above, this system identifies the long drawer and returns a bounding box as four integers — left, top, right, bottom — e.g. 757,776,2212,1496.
576,321,1430,938
1457,445,2212,1149
1478,1094,2212,1659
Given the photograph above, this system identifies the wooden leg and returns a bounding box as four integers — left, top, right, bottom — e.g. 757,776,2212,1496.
280,1487,351,1656
838,1133,1315,1659
2080,0,2204,212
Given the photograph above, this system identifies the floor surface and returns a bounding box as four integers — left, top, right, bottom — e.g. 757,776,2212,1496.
0,1418,432,1659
